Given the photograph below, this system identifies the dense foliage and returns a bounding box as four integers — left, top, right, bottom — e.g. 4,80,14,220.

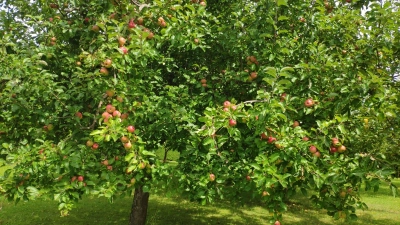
1,0,399,224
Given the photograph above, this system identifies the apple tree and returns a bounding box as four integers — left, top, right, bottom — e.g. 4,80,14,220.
0,0,399,225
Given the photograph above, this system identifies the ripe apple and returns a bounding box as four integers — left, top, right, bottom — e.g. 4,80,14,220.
293,121,300,128
103,59,112,68
146,31,154,40
246,175,251,181
231,105,237,111
92,143,99,150
106,104,116,113
106,90,115,97
339,190,347,198
337,145,346,153
119,46,128,54
76,61,81,66
274,221,281,225
124,142,132,149
313,151,321,158
200,1,206,6
121,136,129,143
127,125,136,133
302,136,309,141
262,191,269,197
86,140,94,147
261,132,268,140
200,78,207,84
49,17,53,22
121,113,129,120
209,173,216,182
228,119,237,127
309,145,317,153
118,37,126,46
50,36,57,42
116,96,123,102
331,137,339,143
223,107,229,112
38,149,44,154
223,101,231,108
280,93,287,102
300,17,306,23
113,110,121,118
130,178,136,185
194,38,199,44
107,165,113,171
267,136,276,144
100,67,109,75
201,83,207,87
304,98,314,107
139,162,146,169
102,160,109,166
137,18,144,25
77,176,84,182
102,111,112,119
91,25,100,32
71,176,77,182
75,112,83,119
49,3,58,8
275,143,283,149
330,146,337,153
250,72,257,80
128,19,136,29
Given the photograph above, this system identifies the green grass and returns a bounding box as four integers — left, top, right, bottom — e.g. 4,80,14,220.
1,157,399,225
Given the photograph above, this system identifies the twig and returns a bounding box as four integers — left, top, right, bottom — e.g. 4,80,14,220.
81,100,103,130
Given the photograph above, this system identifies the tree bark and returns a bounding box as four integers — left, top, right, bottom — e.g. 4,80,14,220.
129,186,150,225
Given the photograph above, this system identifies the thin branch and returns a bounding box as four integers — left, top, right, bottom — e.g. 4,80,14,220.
81,99,104,130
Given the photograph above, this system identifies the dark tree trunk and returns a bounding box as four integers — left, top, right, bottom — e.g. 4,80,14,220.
129,186,150,225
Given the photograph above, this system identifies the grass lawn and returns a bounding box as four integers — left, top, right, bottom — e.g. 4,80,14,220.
0,160,399,225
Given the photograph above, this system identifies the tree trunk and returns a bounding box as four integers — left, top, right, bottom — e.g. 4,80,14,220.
129,186,150,225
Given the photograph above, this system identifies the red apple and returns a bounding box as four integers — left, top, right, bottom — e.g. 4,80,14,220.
118,37,126,46
209,173,216,182
304,98,314,107
139,162,146,169
102,160,109,166
261,132,268,140
121,136,129,143
77,176,84,182
124,142,132,149
274,221,281,225
112,110,121,118
50,36,57,42
201,78,207,84
267,136,276,144
71,176,77,182
119,46,128,54
246,175,251,181
302,136,309,141
99,67,109,75
314,151,321,158
106,105,116,114
121,113,129,120
103,59,112,68
280,93,287,102
92,143,99,150
116,96,123,102
75,112,82,119
228,119,237,127
309,145,317,153
107,165,113,171
262,191,269,197
137,18,144,25
223,101,231,108
102,111,112,119
127,125,136,133
293,121,300,128
106,90,115,97
91,25,100,32
128,19,136,29
249,72,257,80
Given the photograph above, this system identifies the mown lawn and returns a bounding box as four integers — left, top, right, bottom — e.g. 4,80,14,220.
0,161,399,225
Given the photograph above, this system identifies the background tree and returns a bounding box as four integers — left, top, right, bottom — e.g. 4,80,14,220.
0,0,399,225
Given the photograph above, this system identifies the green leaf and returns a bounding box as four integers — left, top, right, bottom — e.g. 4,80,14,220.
277,0,288,6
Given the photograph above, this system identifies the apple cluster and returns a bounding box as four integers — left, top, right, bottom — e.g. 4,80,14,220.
330,137,346,154
222,101,238,127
